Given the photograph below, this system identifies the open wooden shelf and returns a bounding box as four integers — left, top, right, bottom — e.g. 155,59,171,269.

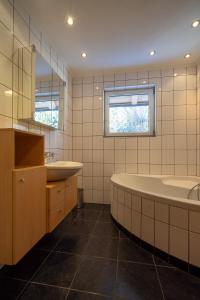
14,130,44,168
0,128,44,168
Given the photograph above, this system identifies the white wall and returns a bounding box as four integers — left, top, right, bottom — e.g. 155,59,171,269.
0,0,72,160
72,66,197,203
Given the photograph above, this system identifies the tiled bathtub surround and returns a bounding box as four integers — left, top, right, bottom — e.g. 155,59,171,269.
72,66,197,203
0,0,72,160
110,182,200,271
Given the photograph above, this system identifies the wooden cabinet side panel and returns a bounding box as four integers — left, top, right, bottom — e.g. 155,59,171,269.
65,176,77,215
0,130,14,264
13,166,46,263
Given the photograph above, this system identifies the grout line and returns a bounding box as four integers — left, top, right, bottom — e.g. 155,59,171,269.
29,280,68,290
64,289,70,300
152,255,166,300
67,286,112,299
65,208,101,299
16,235,65,299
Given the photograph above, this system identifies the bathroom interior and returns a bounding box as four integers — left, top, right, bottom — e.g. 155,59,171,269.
0,0,200,299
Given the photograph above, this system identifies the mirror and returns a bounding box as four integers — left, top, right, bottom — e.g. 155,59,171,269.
32,46,65,129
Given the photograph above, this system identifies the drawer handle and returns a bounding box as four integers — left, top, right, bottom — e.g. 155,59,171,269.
57,190,61,193
19,178,25,183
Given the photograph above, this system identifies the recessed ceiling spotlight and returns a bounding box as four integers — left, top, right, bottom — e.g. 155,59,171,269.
96,86,99,90
143,81,147,84
81,52,87,58
149,50,156,56
192,20,199,28
67,16,74,26
174,73,178,77
4,90,13,96
184,53,191,58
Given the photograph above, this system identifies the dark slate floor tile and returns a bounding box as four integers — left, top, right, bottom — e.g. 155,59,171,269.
157,267,200,300
75,209,101,221
72,257,117,296
84,237,118,259
34,233,61,251
33,252,82,288
93,222,119,237
115,261,163,300
20,283,67,300
102,205,111,211
118,239,154,264
67,290,112,299
83,203,106,210
0,249,48,281
98,211,112,222
58,219,95,236
119,231,129,239
55,234,90,255
0,277,26,300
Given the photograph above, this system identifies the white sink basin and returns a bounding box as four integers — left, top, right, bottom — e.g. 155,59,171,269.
45,161,83,182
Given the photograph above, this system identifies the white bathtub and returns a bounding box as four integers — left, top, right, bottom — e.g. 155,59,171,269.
110,173,200,270
111,174,200,209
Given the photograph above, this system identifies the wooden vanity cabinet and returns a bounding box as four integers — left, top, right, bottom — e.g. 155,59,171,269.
46,176,77,232
13,166,46,263
0,129,46,265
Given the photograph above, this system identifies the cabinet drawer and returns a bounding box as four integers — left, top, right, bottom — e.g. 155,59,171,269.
48,182,65,211
48,199,65,232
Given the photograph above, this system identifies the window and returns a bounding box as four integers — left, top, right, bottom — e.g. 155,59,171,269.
34,91,60,129
104,86,155,136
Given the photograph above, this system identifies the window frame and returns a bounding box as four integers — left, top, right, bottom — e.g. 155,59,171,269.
104,85,156,137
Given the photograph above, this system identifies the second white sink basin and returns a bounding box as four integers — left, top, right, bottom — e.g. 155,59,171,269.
46,161,83,182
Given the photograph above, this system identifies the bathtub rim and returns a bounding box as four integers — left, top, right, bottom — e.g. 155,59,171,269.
111,173,200,211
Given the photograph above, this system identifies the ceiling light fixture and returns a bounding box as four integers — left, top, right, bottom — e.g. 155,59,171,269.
192,20,199,28
174,73,178,77
4,90,13,96
149,50,156,56
81,52,87,58
67,16,74,26
184,53,191,58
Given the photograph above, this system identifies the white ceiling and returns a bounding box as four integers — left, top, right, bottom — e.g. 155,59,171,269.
17,0,200,75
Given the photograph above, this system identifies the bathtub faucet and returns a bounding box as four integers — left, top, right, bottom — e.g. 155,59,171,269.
187,183,200,201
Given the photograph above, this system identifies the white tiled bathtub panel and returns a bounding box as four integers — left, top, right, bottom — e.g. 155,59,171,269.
111,183,200,268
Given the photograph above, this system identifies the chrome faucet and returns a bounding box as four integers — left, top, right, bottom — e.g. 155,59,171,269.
187,183,200,200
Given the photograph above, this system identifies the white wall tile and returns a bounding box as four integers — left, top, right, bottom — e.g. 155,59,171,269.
170,226,188,261
155,221,169,252
72,63,198,203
